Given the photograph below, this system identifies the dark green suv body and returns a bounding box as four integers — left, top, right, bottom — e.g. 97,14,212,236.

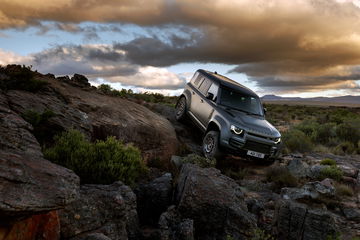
176,69,282,160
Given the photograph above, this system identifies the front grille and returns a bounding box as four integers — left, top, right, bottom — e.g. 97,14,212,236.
243,140,272,154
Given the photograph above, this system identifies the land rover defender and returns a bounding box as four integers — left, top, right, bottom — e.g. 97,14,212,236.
175,69,282,160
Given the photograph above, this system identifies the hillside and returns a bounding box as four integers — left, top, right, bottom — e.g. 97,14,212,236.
262,95,360,107
0,65,359,240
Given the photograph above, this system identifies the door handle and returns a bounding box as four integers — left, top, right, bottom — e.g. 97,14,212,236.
200,99,204,103
192,91,195,95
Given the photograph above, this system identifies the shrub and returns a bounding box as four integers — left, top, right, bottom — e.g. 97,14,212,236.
282,129,313,153
333,141,356,155
336,119,360,145
265,166,298,190
44,129,147,185
319,166,343,181
335,183,354,197
182,154,216,168
0,64,48,92
98,84,113,94
320,158,337,166
251,228,275,240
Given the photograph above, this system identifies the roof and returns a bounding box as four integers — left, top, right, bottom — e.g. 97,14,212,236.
197,69,258,97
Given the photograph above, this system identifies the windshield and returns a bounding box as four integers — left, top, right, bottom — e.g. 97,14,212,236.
219,87,263,116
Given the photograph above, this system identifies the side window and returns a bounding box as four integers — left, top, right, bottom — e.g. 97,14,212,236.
198,78,212,95
190,72,199,85
207,83,219,101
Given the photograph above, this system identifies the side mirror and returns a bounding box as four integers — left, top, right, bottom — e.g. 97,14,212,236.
206,92,214,101
263,107,267,114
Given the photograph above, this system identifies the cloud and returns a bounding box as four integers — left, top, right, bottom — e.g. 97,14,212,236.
1,0,360,93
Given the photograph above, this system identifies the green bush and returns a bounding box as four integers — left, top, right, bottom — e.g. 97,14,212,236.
320,158,337,166
0,64,48,92
98,84,113,94
182,154,216,168
319,166,343,181
251,228,275,240
333,141,356,155
336,119,360,145
44,129,147,185
265,166,298,189
283,129,313,153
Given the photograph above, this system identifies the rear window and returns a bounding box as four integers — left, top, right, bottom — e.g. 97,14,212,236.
198,78,212,95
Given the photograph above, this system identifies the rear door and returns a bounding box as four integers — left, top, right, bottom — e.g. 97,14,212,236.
196,81,219,126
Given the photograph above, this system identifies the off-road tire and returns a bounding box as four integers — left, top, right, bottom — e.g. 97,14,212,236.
202,130,224,160
175,97,187,121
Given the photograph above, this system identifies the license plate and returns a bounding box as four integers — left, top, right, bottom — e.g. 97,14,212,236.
247,150,265,158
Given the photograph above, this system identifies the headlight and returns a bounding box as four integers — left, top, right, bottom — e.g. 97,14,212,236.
274,137,281,144
230,125,244,135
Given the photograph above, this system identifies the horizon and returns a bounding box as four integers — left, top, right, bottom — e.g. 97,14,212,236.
1,0,360,98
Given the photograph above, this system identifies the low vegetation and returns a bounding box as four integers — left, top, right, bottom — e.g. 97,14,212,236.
97,83,177,105
0,64,48,92
265,166,298,190
335,183,354,197
265,104,360,154
44,129,147,185
320,158,337,166
182,153,216,168
319,166,343,182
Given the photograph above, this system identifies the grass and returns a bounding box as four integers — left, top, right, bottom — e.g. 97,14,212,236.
265,166,298,190
319,166,343,181
335,183,354,197
320,158,337,166
182,153,216,168
44,129,147,185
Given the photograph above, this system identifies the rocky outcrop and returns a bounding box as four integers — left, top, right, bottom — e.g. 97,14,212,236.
135,173,173,225
176,164,257,239
273,200,338,240
281,180,335,201
4,70,178,166
0,91,79,220
59,181,138,240
159,206,194,240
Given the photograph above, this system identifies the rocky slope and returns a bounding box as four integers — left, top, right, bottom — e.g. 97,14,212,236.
0,65,359,240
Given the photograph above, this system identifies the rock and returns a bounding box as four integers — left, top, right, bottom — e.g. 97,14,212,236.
0,93,79,219
135,173,173,225
159,206,194,240
71,74,91,87
59,181,138,240
308,165,327,179
281,180,335,201
176,164,256,239
342,207,360,221
357,172,360,187
287,158,309,178
0,210,60,240
80,233,112,240
273,200,338,240
4,69,179,166
338,164,358,178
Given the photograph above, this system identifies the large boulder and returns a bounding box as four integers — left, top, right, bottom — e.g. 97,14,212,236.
281,180,335,201
273,200,338,240
135,173,173,225
5,71,178,166
176,164,256,240
0,92,79,219
159,205,194,240
286,158,309,178
59,182,138,240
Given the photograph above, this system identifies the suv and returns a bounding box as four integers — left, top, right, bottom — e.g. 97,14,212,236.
175,69,282,160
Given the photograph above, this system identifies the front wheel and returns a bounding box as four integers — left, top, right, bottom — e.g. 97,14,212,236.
175,97,187,121
202,131,224,160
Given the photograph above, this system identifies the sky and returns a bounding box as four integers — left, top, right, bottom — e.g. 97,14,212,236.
1,0,360,97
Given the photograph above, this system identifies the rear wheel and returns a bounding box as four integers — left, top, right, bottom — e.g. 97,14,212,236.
175,97,187,121
203,131,224,160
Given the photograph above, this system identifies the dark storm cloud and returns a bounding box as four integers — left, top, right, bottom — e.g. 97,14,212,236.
2,0,360,93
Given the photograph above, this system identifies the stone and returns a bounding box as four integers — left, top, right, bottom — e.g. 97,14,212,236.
176,164,256,239
59,182,138,240
159,206,194,240
0,92,79,219
135,173,173,225
0,211,60,240
71,74,91,87
287,158,309,178
338,164,358,178
273,200,338,240
281,181,335,201
342,208,360,221
308,165,327,179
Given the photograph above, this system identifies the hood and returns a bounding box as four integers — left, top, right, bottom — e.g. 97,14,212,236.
226,109,280,137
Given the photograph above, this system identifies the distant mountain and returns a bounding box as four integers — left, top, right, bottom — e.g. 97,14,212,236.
261,95,360,105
